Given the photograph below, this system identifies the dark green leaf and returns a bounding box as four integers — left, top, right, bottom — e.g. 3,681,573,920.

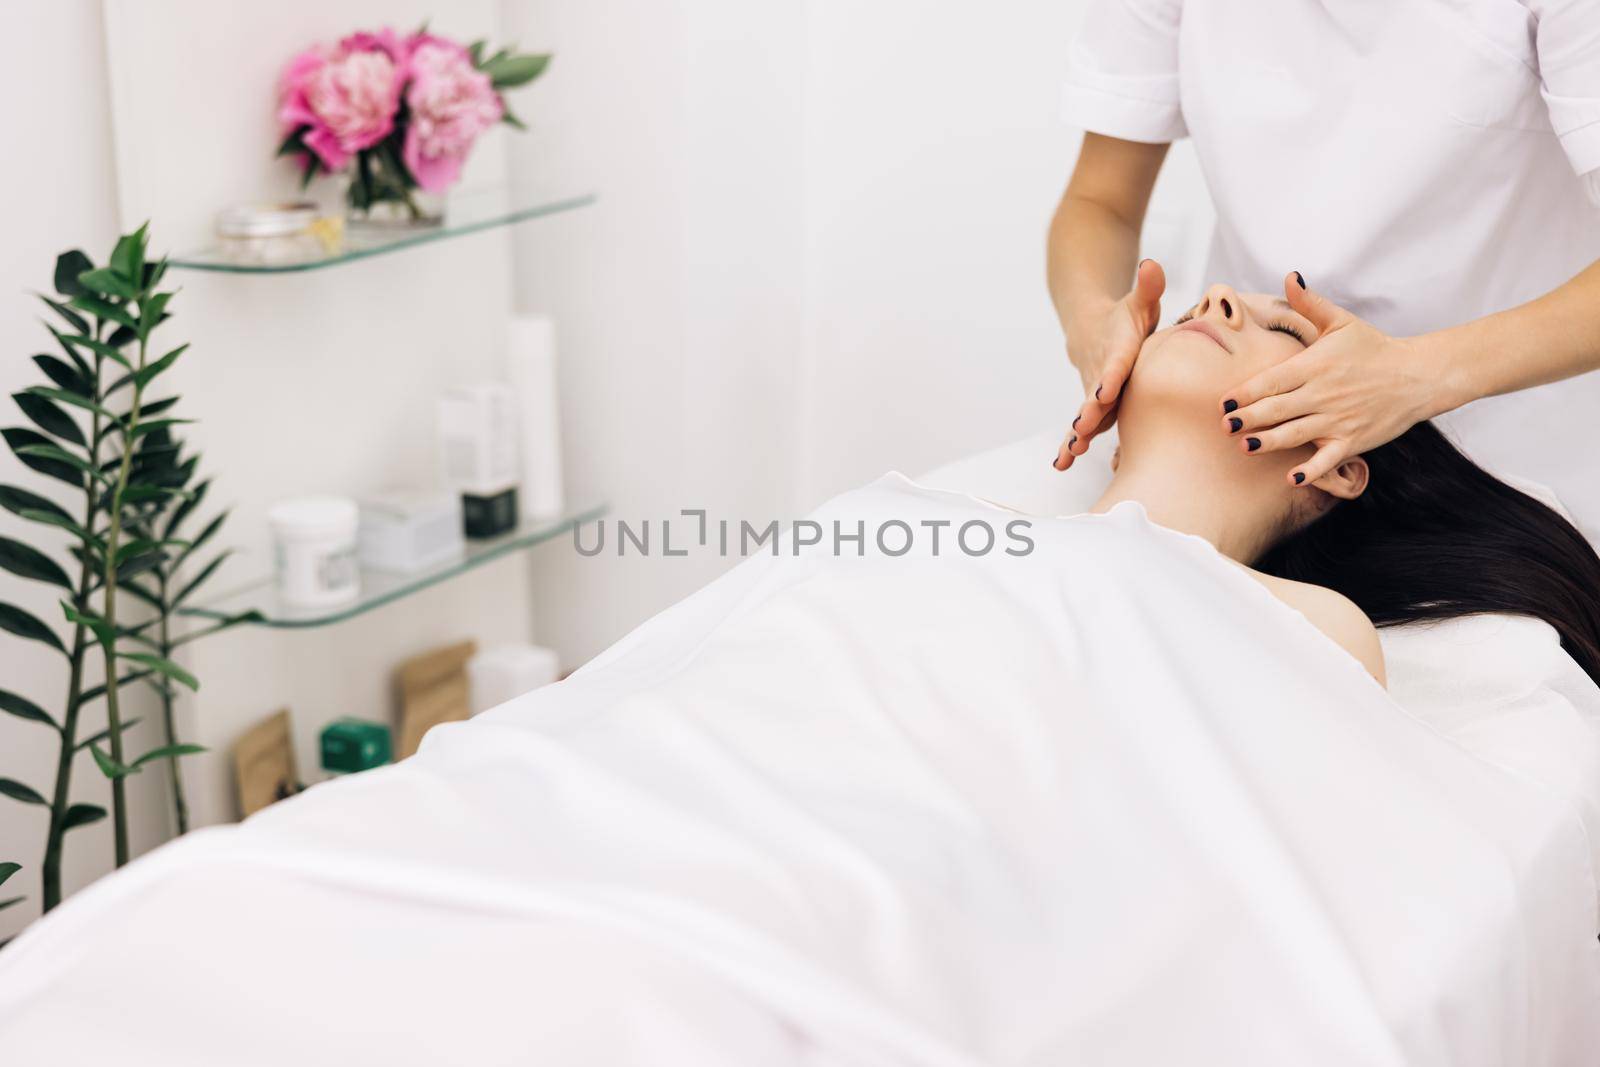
17,508,101,549
28,386,111,420
39,294,91,337
115,550,168,582
77,267,139,300
115,579,162,611
466,39,486,65
15,443,100,481
0,689,57,729
501,106,528,132
485,53,551,89
13,392,85,446
132,743,205,769
32,354,92,397
4,427,83,487
68,293,137,330
0,601,66,653
0,484,71,525
174,549,232,607
143,260,169,291
140,290,172,334
164,478,209,538
0,536,71,589
0,897,23,913
0,861,18,887
62,804,106,830
275,126,308,158
54,250,93,298
117,652,198,692
132,396,179,421
110,224,147,285
124,418,193,442
120,484,189,506
178,511,225,565
0,778,47,805
74,713,143,748
56,331,132,368
89,745,136,780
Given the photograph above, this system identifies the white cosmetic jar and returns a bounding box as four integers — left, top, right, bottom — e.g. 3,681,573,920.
267,496,360,609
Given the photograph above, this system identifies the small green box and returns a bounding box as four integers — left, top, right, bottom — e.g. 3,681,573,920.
319,717,393,775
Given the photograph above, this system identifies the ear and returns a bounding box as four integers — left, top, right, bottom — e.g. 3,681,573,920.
1314,455,1369,500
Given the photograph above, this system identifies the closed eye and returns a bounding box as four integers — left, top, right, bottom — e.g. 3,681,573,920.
1268,322,1306,346
1173,311,1194,326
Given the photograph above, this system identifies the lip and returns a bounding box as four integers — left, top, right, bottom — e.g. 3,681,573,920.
1175,319,1231,352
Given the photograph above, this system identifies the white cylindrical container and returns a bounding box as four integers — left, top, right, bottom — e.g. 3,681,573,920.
267,496,360,609
466,642,560,714
506,315,565,519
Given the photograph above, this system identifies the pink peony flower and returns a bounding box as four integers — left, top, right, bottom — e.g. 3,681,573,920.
278,35,403,173
401,39,503,193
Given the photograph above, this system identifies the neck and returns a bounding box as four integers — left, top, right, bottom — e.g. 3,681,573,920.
1091,430,1291,564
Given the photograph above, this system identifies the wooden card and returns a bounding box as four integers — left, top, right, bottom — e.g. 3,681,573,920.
395,639,477,759
233,708,298,818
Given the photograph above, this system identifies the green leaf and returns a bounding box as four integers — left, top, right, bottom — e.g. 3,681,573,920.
0,484,71,525
74,713,143,749
142,259,169,292
15,443,101,481
115,550,168,582
466,39,486,65
62,803,106,830
17,508,101,549
174,549,232,607
118,652,198,692
90,745,136,780
0,536,71,589
4,427,83,487
56,331,133,368
132,743,205,769
0,778,47,805
62,601,115,648
120,483,189,505
132,396,180,421
13,393,85,446
163,478,209,538
68,292,137,330
140,290,172,334
54,250,93,298
0,601,66,653
173,608,265,646
133,343,189,390
501,106,528,132
110,223,148,285
39,294,91,337
32,353,93,397
0,897,23,913
28,386,111,420
77,267,139,300
485,53,551,89
124,417,193,442
0,689,57,729
177,511,226,565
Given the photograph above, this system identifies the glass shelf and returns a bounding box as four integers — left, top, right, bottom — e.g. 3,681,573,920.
179,502,606,629
170,191,596,274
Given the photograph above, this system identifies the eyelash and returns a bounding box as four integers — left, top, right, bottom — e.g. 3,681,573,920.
1171,310,1306,344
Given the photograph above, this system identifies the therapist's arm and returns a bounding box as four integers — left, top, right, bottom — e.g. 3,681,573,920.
1223,263,1600,487
1048,133,1170,471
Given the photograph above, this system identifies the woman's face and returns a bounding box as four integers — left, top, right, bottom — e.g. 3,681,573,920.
1129,283,1323,407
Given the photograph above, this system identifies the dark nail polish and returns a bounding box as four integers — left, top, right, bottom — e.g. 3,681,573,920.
1069,435,1078,448
1223,399,1238,414
1220,298,1232,318
1294,271,1306,290
1293,471,1306,485
1095,385,1102,400
1138,257,1150,268
1228,417,1242,433
1246,437,1261,452
1051,453,1060,467
1072,415,1080,429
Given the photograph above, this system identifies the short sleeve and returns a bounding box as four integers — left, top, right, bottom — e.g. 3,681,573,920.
1060,0,1187,143
1529,0,1600,178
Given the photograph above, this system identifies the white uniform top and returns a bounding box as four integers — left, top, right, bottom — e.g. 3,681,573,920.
1062,0,1600,537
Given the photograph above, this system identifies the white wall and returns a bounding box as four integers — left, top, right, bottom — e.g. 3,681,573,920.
2,0,1214,939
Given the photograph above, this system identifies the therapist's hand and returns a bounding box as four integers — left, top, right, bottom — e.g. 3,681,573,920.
1054,258,1165,471
1223,273,1434,486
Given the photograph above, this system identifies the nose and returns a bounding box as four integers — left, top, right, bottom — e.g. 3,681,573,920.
1195,284,1244,331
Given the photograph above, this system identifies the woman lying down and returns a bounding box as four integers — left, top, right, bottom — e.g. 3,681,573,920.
3,289,1600,1067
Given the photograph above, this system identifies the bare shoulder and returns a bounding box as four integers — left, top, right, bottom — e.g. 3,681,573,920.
1247,571,1387,687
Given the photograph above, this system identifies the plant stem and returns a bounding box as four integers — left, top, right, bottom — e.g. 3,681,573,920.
41,343,104,911
155,571,187,835
99,331,149,868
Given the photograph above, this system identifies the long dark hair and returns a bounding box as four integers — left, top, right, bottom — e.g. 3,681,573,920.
1257,421,1600,687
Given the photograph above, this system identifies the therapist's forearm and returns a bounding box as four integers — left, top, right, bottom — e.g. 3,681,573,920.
1415,258,1600,417
1047,194,1142,366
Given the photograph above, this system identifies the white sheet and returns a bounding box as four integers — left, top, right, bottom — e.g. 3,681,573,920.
1,474,1596,1065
